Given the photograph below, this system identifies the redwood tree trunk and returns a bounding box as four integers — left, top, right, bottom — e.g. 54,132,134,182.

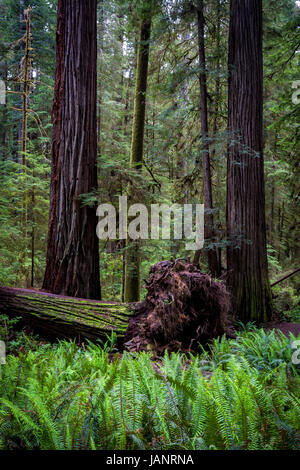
124,17,151,302
43,0,101,299
194,1,220,277
226,0,272,322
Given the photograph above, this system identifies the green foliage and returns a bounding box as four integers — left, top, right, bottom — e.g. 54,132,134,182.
0,315,42,356
0,0,54,288
264,0,300,269
282,306,300,323
0,330,299,450
0,315,20,343
208,329,300,376
267,245,282,274
0,153,50,287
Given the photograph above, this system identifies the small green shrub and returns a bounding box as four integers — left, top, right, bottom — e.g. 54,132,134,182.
205,328,300,376
281,305,300,323
272,286,299,316
0,315,41,355
0,315,21,343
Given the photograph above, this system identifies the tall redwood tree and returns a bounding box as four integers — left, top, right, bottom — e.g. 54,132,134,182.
226,0,272,322
43,0,100,299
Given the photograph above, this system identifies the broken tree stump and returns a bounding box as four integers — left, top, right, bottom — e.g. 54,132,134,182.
0,260,232,353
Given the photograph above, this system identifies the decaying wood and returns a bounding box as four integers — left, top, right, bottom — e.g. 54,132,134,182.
0,261,232,354
0,287,134,344
271,267,300,287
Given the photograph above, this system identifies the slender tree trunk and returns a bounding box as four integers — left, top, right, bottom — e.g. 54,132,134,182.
19,7,32,287
268,136,277,245
194,1,220,277
30,188,35,287
124,17,151,302
17,0,26,164
271,267,300,287
277,205,281,261
43,0,101,300
97,0,104,157
121,69,133,302
122,68,133,136
212,0,221,144
269,179,275,244
21,7,31,166
0,62,8,164
212,0,222,274
226,0,272,323
279,201,284,262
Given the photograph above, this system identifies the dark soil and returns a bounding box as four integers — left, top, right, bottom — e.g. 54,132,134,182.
266,321,300,337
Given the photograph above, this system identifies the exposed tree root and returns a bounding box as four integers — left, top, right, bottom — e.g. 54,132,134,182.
124,259,232,355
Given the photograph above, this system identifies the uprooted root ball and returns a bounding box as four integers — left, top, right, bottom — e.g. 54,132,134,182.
124,259,231,355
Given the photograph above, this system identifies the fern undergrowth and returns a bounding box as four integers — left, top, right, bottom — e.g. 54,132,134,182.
0,329,299,450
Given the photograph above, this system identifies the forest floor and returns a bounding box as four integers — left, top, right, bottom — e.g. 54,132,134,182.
266,321,300,337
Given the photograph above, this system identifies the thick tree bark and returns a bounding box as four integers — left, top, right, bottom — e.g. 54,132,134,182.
0,287,133,344
212,0,223,276
43,0,101,300
97,0,104,157
226,0,272,323
124,17,151,302
194,1,220,277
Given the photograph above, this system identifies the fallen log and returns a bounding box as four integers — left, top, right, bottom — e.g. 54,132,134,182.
271,267,300,288
0,260,232,353
0,287,135,344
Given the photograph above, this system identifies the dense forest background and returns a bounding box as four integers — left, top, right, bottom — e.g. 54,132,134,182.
0,0,299,305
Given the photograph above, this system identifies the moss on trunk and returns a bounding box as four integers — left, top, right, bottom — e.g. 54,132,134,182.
0,287,135,344
124,17,152,303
